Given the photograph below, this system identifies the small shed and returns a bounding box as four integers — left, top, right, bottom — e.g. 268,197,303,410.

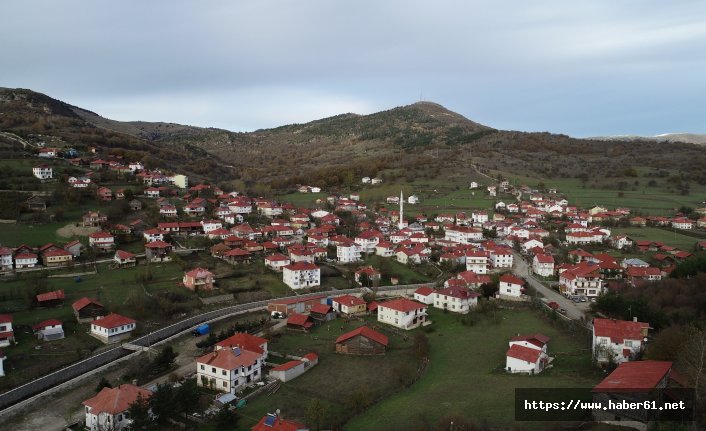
72,297,105,323
286,314,313,332
309,303,335,322
335,326,388,355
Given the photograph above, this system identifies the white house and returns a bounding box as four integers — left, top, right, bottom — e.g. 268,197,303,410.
32,164,53,180
14,252,38,269
520,238,544,253
377,298,428,330
566,231,603,245
413,286,435,305
671,217,694,230
592,318,649,364
532,254,555,277
282,262,321,290
90,313,136,344
499,274,525,298
559,263,603,298
611,235,633,250
32,319,65,341
445,226,483,244
196,346,262,393
506,334,550,374
489,248,513,268
88,232,115,251
465,250,489,274
0,314,14,347
407,195,419,204
337,242,361,263
83,384,153,431
0,247,12,271
265,254,291,271
432,286,479,314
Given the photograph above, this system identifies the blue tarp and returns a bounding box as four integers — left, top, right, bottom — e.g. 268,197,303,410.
194,323,210,335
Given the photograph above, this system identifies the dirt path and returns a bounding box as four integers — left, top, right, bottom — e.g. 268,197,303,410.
56,224,99,238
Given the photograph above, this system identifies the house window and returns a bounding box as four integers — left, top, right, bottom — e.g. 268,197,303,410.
222,370,227,376
223,381,228,388
625,340,633,347
212,367,216,373
200,365,205,370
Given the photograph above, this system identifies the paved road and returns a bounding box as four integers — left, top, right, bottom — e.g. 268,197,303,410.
511,251,590,321
0,283,428,414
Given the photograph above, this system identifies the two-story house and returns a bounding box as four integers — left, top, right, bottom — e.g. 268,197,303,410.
196,347,262,393
83,384,152,431
592,318,649,364
377,298,428,330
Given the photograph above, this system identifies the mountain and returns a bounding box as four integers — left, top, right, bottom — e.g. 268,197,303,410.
2,88,706,191
0,87,232,180
591,133,706,146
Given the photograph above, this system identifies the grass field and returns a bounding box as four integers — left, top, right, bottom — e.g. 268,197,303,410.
236,318,418,430
0,222,69,246
345,308,601,430
0,261,191,326
494,172,706,216
362,255,435,285
611,226,700,251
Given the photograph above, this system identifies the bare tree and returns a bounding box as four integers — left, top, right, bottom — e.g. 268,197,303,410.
677,325,706,425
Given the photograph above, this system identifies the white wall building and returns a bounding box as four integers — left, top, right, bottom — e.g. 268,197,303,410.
282,262,321,290
377,298,428,330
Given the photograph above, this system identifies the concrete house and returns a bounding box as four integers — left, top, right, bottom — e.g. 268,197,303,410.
90,313,136,344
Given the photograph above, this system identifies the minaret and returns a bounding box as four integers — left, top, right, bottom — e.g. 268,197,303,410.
398,190,407,230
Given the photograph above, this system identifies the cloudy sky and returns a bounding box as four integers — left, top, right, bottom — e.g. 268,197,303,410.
1,1,705,137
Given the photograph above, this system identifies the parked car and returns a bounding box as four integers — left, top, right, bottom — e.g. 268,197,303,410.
558,308,567,315
580,297,587,302
271,311,286,319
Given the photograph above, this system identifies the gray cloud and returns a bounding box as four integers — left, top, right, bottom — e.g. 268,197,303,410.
1,1,705,136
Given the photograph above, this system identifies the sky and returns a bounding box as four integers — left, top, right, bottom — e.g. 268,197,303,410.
1,1,705,137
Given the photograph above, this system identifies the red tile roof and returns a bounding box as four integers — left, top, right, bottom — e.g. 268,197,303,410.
83,384,152,415
283,262,319,271
336,326,389,346
500,274,525,286
72,297,103,311
286,313,313,328
92,313,136,329
36,289,65,302
379,298,426,313
333,295,366,307
185,267,214,279
115,250,136,260
593,318,648,344
510,334,550,348
251,414,307,431
592,361,673,393
215,333,267,355
534,254,554,264
414,286,434,296
145,240,171,249
0,314,13,324
506,344,542,364
197,347,261,370
32,319,63,330
270,360,303,372
309,303,332,315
